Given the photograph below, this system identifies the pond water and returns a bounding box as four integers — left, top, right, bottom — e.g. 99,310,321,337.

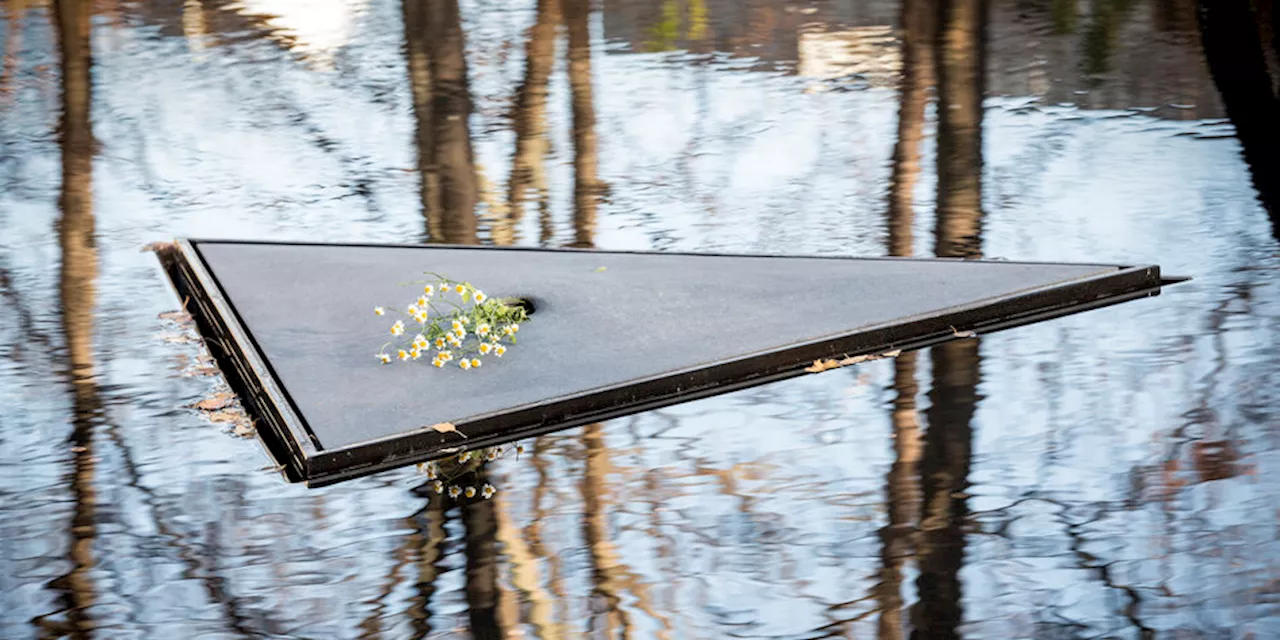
2,0,1278,637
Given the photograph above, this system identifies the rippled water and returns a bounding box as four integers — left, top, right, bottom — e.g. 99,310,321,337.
2,0,1278,637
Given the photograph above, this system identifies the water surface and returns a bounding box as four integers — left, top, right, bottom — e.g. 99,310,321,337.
1,0,1278,637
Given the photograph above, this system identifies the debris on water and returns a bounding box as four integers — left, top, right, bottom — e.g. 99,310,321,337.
162,332,200,344
950,326,978,339
182,364,221,378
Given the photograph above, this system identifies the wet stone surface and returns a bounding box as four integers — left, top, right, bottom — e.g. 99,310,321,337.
1,0,1278,638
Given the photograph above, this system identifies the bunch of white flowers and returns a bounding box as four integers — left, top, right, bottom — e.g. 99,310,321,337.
374,274,527,370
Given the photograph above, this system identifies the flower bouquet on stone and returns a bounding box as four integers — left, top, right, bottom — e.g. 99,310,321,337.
374,274,527,370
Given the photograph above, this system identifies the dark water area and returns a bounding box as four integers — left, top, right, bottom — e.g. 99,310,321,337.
2,0,1279,637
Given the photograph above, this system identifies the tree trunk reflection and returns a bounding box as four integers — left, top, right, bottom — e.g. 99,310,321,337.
580,424,629,638
462,468,509,640
565,0,599,248
887,0,936,259
508,0,561,240
407,491,448,639
1196,0,1280,239
404,0,478,244
909,1,985,637
934,0,986,259
51,0,99,635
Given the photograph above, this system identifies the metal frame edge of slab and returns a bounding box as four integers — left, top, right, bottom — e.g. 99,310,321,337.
159,239,1180,488
157,240,317,482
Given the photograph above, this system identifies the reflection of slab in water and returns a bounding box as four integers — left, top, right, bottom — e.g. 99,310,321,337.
158,239,1180,487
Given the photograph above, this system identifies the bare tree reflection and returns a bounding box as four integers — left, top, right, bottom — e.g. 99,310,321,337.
910,340,979,640
494,485,563,639
404,491,448,639
508,0,561,244
875,0,934,636
1196,0,1280,239
908,1,985,638
933,0,986,259
461,467,511,640
564,0,600,248
527,436,571,629
886,0,935,259
45,0,99,636
1083,0,1139,81
404,0,478,244
580,423,629,637
876,349,923,640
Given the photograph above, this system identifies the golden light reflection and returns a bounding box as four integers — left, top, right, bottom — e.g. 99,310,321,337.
181,0,207,53
231,0,367,69
797,25,901,91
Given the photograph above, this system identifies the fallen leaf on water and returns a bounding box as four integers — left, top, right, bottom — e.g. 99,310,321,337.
159,310,192,323
805,359,841,373
804,349,903,373
430,422,467,439
192,392,235,411
593,266,608,272
206,409,243,423
950,325,978,339
205,408,254,438
140,241,173,253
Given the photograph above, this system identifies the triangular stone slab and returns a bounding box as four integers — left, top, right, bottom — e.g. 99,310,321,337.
162,240,1172,486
